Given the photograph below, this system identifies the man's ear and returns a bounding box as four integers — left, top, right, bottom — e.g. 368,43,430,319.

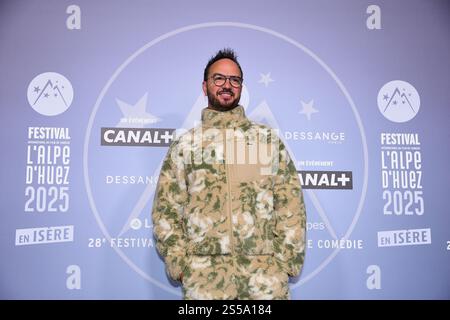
202,81,207,96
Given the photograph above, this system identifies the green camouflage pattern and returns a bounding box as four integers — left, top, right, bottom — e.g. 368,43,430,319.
152,105,306,300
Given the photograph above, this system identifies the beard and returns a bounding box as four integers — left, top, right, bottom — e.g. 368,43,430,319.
206,87,240,112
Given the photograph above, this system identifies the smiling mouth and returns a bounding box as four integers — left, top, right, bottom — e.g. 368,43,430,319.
218,91,233,97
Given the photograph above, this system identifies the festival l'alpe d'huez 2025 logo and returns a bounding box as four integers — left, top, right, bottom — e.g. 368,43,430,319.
84,23,366,294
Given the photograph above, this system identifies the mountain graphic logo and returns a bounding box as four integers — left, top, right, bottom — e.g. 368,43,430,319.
27,72,74,116
377,80,420,123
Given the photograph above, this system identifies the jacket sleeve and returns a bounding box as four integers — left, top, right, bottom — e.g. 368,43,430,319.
152,139,189,282
272,139,307,277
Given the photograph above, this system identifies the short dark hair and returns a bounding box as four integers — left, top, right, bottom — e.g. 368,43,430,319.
203,48,243,81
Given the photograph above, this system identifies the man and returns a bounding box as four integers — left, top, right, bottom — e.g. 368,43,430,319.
152,48,306,300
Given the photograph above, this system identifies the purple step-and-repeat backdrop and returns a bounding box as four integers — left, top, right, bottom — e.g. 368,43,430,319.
1,0,449,299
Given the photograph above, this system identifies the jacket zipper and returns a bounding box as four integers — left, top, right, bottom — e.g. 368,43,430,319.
225,137,235,255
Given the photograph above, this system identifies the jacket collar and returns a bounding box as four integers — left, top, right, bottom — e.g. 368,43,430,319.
201,105,249,128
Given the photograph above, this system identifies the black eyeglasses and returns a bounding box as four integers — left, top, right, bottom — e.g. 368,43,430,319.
209,73,243,88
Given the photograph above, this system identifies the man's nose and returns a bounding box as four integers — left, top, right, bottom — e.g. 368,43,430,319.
222,78,232,88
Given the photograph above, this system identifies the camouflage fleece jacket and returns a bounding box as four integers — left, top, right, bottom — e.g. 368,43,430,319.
152,105,306,282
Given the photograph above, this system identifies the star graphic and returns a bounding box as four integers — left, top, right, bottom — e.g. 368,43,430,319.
299,100,319,120
383,94,389,101
34,86,40,93
116,93,161,128
258,72,274,87
44,93,49,98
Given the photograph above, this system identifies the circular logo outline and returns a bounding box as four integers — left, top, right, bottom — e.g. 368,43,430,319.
27,72,73,116
83,22,368,296
377,80,420,123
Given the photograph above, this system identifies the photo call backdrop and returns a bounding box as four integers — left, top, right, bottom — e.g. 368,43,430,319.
1,0,449,299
